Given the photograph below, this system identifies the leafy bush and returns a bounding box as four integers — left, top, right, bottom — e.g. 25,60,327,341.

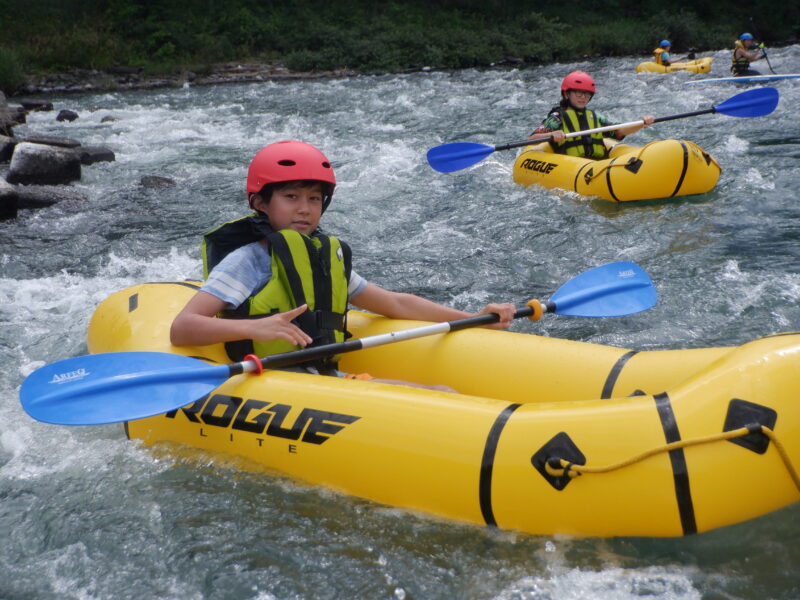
0,0,797,82
0,47,26,95
646,10,703,51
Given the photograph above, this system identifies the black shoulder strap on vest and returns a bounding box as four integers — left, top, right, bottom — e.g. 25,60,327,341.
204,214,274,274
266,231,309,307
312,234,332,312
341,240,353,283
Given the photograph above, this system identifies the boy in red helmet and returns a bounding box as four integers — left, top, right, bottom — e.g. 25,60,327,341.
528,71,655,159
171,140,515,384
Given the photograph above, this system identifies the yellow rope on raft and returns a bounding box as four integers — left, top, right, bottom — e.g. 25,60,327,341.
545,425,800,493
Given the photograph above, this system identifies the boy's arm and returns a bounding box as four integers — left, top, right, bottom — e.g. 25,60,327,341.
736,47,761,61
170,290,312,347
350,283,515,329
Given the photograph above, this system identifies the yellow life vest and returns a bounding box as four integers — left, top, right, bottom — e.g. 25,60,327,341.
202,215,351,369
653,47,667,65
556,107,608,159
731,40,751,74
249,229,350,361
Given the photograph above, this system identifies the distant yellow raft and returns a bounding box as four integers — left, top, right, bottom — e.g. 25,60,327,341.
636,57,713,74
512,138,721,202
88,282,800,538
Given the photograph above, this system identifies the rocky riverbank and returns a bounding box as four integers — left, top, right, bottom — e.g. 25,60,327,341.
0,56,525,219
0,92,126,219
18,61,360,95
15,56,533,96
0,61,366,218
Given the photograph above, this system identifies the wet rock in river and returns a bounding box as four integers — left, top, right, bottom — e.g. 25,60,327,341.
7,142,81,185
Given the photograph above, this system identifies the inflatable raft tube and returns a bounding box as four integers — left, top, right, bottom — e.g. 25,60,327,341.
87,281,800,538
636,57,713,74
512,138,720,202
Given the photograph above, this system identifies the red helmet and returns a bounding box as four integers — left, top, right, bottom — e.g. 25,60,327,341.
246,140,336,202
561,71,596,95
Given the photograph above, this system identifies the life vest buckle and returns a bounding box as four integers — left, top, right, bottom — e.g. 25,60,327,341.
313,310,345,331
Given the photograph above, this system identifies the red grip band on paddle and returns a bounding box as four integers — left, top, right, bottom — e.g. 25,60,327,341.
243,354,263,375
526,299,543,321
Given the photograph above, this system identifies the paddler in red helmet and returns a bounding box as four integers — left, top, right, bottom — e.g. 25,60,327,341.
170,140,515,387
528,71,655,159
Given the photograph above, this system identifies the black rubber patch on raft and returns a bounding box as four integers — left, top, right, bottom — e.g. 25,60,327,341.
724,398,778,454
531,431,586,491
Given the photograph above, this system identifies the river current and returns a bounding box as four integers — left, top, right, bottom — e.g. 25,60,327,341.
2,46,799,599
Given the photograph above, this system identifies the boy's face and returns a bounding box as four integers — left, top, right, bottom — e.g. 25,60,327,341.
253,182,324,236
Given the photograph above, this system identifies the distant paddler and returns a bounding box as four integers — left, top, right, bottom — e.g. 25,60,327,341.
732,33,765,76
652,40,695,67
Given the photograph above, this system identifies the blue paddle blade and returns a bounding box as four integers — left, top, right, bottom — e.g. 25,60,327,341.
550,261,657,317
715,87,779,117
426,142,495,173
20,352,231,426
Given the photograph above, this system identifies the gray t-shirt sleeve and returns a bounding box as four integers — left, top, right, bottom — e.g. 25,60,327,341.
348,269,367,299
201,242,271,309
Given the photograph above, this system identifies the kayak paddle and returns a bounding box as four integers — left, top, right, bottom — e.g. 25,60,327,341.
20,261,656,426
426,86,780,173
758,44,777,75
749,19,777,75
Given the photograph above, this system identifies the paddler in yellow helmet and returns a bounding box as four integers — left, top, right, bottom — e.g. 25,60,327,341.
528,71,655,160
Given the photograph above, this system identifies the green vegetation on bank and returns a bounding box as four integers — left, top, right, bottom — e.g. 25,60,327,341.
1,0,798,94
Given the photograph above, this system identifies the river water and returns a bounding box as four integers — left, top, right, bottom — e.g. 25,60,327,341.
2,46,799,599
